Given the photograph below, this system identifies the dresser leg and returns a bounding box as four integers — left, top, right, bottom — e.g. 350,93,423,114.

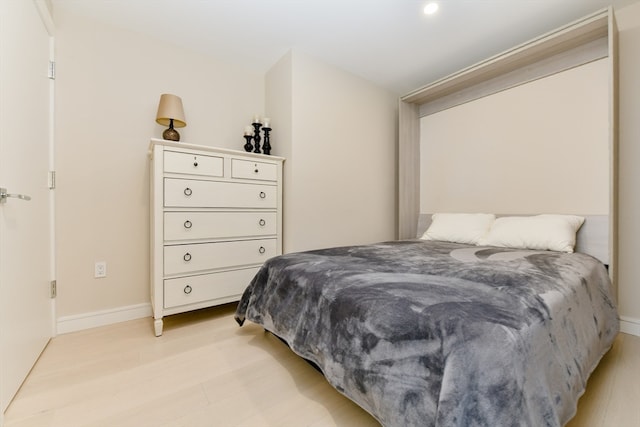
154,318,163,337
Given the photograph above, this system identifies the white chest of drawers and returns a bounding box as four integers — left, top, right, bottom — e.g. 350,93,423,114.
149,139,284,336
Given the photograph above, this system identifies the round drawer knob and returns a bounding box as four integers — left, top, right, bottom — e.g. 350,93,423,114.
184,220,192,229
184,285,192,295
259,246,266,254
184,187,193,196
254,169,259,173
183,252,192,262
259,219,266,227
259,191,266,199
193,162,199,167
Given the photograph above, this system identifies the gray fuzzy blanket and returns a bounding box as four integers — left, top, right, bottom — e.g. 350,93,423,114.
235,240,619,426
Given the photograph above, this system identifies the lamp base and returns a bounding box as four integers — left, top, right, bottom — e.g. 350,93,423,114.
163,127,180,141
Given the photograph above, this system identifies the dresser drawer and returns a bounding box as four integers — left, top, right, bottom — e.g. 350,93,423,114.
164,238,277,275
164,150,223,177
164,267,258,309
231,159,278,181
164,178,277,208
164,211,277,241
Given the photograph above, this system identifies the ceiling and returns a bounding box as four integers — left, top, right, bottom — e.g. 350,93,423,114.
51,0,638,95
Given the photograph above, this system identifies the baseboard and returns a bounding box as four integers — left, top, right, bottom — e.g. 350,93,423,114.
54,303,640,338
620,316,640,337
56,303,152,335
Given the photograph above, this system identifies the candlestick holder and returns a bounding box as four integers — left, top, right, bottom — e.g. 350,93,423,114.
243,135,253,152
252,122,262,154
262,127,272,155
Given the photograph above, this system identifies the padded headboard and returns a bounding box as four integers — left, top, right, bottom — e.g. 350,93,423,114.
416,214,609,265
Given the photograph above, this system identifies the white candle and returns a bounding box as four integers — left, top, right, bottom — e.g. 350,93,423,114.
262,118,271,128
253,114,262,124
244,125,253,135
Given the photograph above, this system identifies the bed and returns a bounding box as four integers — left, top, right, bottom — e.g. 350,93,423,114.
236,10,620,425
235,216,619,426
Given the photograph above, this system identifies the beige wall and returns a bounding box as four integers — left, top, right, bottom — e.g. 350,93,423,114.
265,51,294,252
267,51,398,253
54,9,265,317
54,12,397,321
52,4,638,330
615,2,640,327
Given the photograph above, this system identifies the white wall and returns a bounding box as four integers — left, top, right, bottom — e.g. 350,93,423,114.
267,50,398,253
54,9,265,319
615,2,640,333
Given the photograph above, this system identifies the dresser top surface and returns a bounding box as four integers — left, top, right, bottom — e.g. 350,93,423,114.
149,138,285,162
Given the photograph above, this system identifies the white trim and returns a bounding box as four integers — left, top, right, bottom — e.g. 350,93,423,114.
33,0,54,36
620,316,640,337
418,37,608,117
56,303,152,335
48,35,56,339
402,8,609,104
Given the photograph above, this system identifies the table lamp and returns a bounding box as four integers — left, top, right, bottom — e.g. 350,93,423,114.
156,94,186,141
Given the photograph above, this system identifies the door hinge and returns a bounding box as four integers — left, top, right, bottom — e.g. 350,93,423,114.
48,170,56,189
50,280,57,298
48,61,55,80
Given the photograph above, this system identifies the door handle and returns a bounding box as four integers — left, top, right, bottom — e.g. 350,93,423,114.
0,187,31,204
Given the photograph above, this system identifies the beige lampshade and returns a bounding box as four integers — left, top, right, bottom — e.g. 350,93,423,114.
155,94,186,128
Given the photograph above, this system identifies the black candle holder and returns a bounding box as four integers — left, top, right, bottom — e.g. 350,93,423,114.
243,135,253,152
252,122,262,154
262,127,272,155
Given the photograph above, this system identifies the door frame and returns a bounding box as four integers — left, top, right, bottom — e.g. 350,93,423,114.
34,0,57,338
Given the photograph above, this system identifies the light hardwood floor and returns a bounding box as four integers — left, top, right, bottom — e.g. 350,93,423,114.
3,304,639,427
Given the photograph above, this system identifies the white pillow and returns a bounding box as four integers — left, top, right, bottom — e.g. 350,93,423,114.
421,213,495,245
479,214,585,253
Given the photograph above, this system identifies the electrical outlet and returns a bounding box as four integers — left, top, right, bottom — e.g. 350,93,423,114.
95,261,107,278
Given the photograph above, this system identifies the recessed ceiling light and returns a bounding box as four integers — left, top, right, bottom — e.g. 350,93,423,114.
424,2,439,15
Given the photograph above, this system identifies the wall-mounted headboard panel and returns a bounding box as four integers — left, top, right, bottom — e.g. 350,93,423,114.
419,59,609,216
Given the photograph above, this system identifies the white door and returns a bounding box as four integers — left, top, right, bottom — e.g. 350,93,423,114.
0,0,53,414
